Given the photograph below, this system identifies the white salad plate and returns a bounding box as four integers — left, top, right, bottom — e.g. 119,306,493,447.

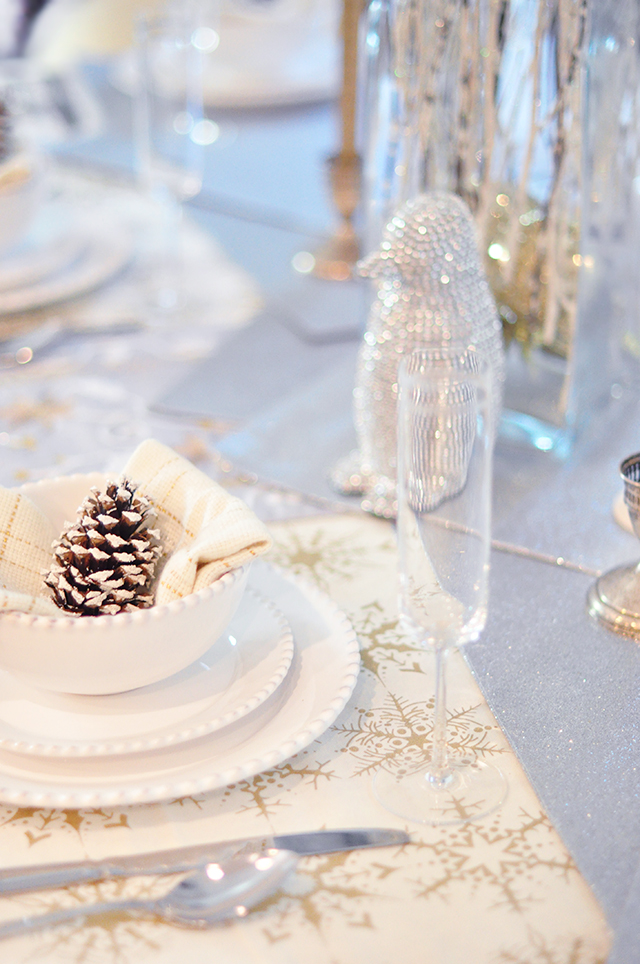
0,562,360,807
0,227,131,316
0,588,294,758
0,220,87,295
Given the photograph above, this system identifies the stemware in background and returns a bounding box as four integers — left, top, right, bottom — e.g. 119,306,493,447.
134,2,219,315
373,347,507,825
587,453,640,638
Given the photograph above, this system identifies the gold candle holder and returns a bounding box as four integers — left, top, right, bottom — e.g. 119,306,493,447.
312,0,362,281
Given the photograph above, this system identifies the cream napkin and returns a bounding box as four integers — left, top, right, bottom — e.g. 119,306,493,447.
0,439,273,617
0,488,59,616
123,439,272,603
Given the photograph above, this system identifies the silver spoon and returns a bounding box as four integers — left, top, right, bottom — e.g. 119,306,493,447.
0,849,298,940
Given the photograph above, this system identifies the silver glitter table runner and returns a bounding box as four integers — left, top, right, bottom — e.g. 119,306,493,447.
467,550,640,953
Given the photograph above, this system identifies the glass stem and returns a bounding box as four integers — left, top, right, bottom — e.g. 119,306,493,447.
429,645,450,784
148,191,185,313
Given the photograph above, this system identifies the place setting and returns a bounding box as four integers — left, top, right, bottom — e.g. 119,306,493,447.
0,62,135,323
0,584,295,758
0,438,360,808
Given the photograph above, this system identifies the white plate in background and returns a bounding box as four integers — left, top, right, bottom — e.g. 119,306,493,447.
0,226,132,316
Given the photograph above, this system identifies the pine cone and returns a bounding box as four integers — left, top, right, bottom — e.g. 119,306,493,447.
44,479,163,616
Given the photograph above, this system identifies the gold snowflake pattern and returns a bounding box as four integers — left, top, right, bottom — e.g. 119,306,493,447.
242,808,586,957
495,928,608,964
257,847,408,940
334,693,504,777
218,758,339,821
166,796,206,810
269,527,392,593
7,877,179,964
354,600,423,680
339,599,504,776
165,755,340,823
407,808,578,913
0,808,130,849
252,807,586,948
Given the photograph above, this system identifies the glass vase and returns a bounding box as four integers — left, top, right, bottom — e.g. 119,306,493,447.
359,0,640,453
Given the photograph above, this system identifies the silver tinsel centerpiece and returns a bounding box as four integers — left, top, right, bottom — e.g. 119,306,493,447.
331,191,504,518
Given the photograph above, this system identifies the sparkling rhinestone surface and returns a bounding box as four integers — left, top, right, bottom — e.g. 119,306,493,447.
331,192,505,516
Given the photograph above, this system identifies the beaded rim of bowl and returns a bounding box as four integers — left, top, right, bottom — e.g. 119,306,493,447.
0,566,246,629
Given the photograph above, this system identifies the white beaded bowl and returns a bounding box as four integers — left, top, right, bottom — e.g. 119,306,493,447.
0,473,249,695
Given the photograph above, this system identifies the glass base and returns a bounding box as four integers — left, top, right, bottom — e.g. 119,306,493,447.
587,563,640,638
373,759,508,826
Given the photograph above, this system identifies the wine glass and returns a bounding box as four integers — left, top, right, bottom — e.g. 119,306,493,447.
134,4,212,314
373,346,507,825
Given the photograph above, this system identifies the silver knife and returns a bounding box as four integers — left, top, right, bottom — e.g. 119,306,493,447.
0,828,409,897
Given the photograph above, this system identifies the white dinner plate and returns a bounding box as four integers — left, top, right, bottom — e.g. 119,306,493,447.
0,563,360,807
0,227,87,294
0,227,132,316
0,588,294,758
110,57,338,110
109,2,340,109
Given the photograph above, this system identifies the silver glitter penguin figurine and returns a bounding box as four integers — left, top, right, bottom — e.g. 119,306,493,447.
331,191,505,518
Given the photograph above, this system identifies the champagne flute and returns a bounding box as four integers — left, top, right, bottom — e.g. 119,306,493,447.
134,3,211,314
373,346,507,825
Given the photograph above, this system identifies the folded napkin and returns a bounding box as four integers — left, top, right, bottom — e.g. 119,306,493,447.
0,439,273,617
123,439,272,603
0,488,59,616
